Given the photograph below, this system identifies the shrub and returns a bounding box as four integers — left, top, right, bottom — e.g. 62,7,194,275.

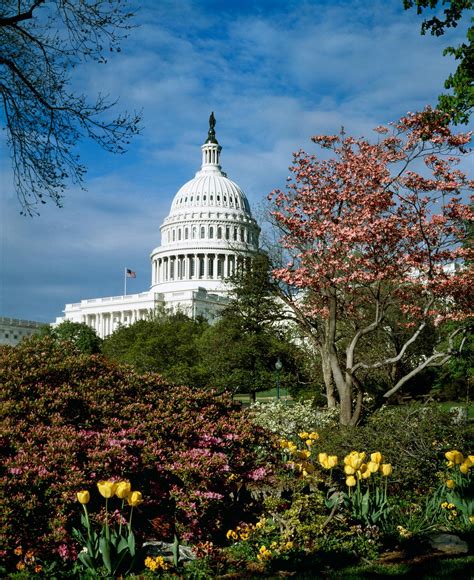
0,337,277,569
246,400,339,439
315,403,470,494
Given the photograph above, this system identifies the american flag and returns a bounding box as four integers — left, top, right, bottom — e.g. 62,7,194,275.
126,269,136,278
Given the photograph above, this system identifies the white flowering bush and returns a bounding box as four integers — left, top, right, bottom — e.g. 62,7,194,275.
246,400,339,439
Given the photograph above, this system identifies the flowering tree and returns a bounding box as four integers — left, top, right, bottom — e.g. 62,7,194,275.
269,108,473,426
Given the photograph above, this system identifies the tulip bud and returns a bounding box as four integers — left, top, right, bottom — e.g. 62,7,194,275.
97,480,118,499
127,491,143,507
446,479,455,489
346,475,356,487
367,461,379,473
370,452,382,464
115,481,132,499
459,462,469,474
318,452,328,466
309,432,319,440
77,490,90,504
381,463,393,477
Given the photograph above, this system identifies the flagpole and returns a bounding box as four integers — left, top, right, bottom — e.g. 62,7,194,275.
124,268,127,296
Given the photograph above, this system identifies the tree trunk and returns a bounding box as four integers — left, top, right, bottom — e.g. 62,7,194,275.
320,346,337,408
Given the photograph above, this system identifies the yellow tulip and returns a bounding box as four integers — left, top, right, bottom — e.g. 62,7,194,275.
349,455,365,470
127,490,143,507
445,450,464,465
298,432,309,439
371,452,382,464
309,431,319,440
459,462,470,474
446,479,455,489
97,480,117,499
367,461,379,473
305,439,314,447
318,452,328,466
327,455,338,468
77,490,90,504
360,464,371,479
381,463,393,477
115,481,132,499
346,475,357,487
344,464,355,475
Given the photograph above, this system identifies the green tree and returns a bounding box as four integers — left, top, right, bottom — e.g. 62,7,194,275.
101,309,209,386
38,320,102,354
404,0,473,123
0,0,141,215
198,253,311,401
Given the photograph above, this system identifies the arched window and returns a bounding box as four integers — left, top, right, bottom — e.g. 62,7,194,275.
217,226,222,239
240,227,244,241
185,228,189,240
233,227,238,241
172,229,176,242
178,229,182,240
192,226,197,239
226,226,230,240
209,226,214,239
200,226,205,238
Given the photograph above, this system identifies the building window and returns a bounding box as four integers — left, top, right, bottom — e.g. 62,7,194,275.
233,227,237,241
172,230,176,242
200,226,205,238
199,256,205,278
185,227,189,240
240,227,244,241
217,226,222,239
226,226,230,240
192,226,197,239
209,226,213,239
178,229,182,240
208,256,214,278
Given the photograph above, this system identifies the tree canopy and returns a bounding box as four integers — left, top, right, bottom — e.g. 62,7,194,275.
0,0,141,215
404,0,473,123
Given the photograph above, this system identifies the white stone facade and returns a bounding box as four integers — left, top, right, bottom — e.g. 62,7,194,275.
56,116,260,338
0,317,43,346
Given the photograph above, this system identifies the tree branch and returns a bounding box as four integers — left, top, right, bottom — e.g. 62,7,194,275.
0,1,45,26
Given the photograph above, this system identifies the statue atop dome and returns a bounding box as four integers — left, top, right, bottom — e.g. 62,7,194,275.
205,111,218,144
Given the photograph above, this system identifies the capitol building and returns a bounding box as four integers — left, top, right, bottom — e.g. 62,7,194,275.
55,115,260,338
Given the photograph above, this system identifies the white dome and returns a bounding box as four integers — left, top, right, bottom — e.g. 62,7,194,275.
170,172,252,215
149,114,260,297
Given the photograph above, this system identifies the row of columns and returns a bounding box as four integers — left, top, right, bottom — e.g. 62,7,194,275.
82,309,151,338
152,253,248,285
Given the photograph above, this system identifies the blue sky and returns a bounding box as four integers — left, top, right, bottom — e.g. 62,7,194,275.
0,0,471,322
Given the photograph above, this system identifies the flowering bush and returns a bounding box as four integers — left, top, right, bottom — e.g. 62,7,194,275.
1,337,277,569
246,400,339,439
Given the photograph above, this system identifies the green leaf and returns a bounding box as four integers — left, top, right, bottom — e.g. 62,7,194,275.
99,536,112,574
127,531,136,556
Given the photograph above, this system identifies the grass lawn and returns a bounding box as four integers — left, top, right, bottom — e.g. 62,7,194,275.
286,555,474,579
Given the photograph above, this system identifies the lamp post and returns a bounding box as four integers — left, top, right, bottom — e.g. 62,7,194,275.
275,357,283,401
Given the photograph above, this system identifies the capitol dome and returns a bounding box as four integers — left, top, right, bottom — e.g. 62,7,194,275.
150,114,260,296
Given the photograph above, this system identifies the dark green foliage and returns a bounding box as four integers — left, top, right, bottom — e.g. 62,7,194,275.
101,309,209,386
38,320,102,354
317,403,470,493
403,0,473,123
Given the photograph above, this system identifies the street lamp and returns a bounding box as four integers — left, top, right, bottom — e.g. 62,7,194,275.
275,357,283,401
